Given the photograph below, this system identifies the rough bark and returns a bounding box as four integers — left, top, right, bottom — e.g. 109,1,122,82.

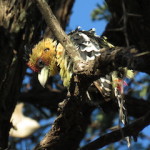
0,0,75,148
34,98,94,150
94,46,150,76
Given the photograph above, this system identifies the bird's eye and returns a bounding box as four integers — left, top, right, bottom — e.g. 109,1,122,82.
44,48,50,52
37,59,45,68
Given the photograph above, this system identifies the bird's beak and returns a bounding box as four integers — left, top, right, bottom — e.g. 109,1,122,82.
38,66,49,87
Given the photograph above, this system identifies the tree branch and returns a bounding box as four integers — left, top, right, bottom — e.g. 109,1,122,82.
34,0,84,64
19,89,150,119
93,47,150,77
33,97,94,150
80,110,150,150
72,46,150,80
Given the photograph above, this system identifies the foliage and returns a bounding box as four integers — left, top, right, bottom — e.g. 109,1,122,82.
91,2,111,22
128,72,150,100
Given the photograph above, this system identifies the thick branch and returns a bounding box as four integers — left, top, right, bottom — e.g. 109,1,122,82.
33,98,94,150
19,90,67,113
73,46,150,79
80,110,150,150
94,47,150,76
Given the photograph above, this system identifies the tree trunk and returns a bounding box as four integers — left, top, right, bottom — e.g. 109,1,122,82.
0,0,75,148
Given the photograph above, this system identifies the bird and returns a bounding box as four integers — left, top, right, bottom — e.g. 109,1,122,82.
27,27,133,99
27,27,133,131
9,103,40,138
27,28,112,87
27,27,134,146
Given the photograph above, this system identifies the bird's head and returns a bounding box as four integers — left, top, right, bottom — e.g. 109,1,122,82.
27,38,58,87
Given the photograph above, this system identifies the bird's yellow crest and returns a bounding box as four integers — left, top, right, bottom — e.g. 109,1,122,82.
28,38,72,87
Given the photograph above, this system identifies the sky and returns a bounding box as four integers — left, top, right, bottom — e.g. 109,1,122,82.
69,0,107,35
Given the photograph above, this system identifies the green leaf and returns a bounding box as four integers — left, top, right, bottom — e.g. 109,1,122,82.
139,86,148,97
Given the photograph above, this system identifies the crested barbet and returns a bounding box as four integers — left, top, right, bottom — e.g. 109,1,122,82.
27,27,134,147
27,27,133,100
